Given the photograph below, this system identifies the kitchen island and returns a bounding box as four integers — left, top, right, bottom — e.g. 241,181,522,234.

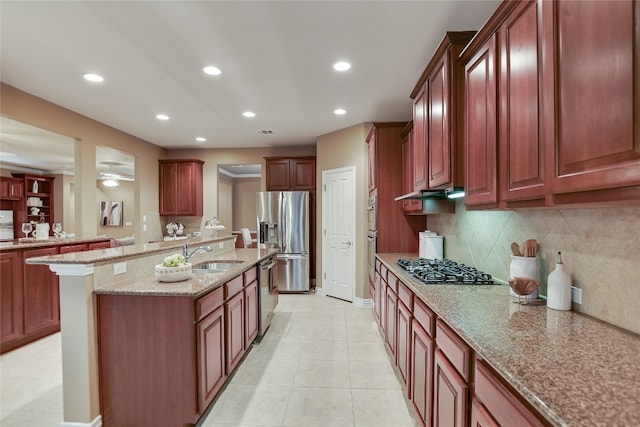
24,235,277,427
376,253,640,427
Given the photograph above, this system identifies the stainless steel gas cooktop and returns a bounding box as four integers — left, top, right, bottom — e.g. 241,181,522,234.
396,258,495,285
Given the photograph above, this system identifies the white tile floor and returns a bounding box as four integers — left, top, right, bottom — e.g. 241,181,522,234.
0,293,418,427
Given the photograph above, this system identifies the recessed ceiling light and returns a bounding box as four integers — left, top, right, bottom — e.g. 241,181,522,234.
334,108,347,115
243,111,256,118
195,137,207,142
203,66,221,76
83,73,104,82
333,61,351,71
156,114,170,121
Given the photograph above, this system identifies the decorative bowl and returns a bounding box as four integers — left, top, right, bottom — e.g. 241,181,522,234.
155,263,193,282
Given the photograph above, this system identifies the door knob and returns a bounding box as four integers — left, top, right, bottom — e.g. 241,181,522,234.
343,241,352,246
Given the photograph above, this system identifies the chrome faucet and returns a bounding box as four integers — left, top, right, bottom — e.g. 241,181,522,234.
183,242,212,262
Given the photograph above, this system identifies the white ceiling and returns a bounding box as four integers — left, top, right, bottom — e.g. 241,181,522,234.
0,0,499,161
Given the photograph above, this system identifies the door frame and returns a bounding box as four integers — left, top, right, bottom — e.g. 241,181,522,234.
321,166,356,303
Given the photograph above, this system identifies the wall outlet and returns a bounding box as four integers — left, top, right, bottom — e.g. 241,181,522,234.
218,242,224,249
571,286,582,304
113,262,127,275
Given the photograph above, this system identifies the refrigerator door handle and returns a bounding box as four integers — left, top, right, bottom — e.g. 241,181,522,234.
280,193,287,253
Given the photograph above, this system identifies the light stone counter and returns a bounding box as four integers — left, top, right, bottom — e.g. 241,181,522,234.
0,236,112,251
93,247,278,297
378,253,640,427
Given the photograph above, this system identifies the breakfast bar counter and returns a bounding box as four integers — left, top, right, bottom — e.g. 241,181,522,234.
377,253,640,427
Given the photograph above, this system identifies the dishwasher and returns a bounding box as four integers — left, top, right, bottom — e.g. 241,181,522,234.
258,256,277,338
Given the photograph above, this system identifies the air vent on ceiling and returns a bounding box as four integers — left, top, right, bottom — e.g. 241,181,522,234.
256,129,274,135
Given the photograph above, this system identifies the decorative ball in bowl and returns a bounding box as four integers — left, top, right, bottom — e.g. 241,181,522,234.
155,253,192,282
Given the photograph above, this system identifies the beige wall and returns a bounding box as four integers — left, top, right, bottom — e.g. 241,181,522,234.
96,180,135,239
218,173,233,230
0,83,166,242
316,123,370,299
427,202,640,334
233,177,260,231
164,147,316,232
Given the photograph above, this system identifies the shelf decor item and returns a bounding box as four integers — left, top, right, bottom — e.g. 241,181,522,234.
204,217,225,237
155,253,192,282
100,201,123,226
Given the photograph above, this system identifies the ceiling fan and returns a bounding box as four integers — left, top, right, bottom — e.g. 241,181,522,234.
99,161,134,187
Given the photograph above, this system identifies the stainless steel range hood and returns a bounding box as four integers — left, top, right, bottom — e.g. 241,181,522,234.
394,187,465,201
394,187,464,214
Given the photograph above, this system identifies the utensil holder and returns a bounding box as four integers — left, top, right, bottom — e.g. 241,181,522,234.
509,255,539,300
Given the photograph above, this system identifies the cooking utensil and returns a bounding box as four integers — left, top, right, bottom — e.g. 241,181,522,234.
523,239,538,257
509,276,540,305
510,242,522,257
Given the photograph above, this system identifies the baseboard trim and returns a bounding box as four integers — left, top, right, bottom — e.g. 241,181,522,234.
353,297,373,308
314,288,372,307
60,415,102,427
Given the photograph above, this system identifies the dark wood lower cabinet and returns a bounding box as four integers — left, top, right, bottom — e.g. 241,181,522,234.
411,318,435,426
433,349,469,427
375,259,549,427
244,280,258,348
98,295,198,427
471,398,498,427
396,300,412,389
1,240,111,354
385,286,397,356
22,247,59,337
197,305,226,413
474,360,546,427
0,251,23,349
98,267,261,427
225,291,245,374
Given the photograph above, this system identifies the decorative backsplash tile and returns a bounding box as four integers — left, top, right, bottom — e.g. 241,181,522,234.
427,202,640,334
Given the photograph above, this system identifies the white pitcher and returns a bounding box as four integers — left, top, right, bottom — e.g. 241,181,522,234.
34,222,50,240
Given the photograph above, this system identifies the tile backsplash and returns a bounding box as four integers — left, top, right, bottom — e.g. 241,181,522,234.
427,202,640,335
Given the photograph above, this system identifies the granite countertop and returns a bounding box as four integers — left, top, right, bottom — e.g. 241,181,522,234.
0,236,113,251
24,235,236,265
377,253,640,427
94,248,278,298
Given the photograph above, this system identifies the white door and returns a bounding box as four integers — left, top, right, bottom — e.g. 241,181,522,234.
322,166,356,302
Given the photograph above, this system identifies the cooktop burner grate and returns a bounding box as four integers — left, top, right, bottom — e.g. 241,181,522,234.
396,258,495,285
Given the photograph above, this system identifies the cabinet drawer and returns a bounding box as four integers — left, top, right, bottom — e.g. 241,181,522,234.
195,286,223,322
386,271,399,293
244,266,257,285
436,319,471,381
397,281,413,310
475,360,545,427
380,263,388,282
413,297,435,337
224,275,244,299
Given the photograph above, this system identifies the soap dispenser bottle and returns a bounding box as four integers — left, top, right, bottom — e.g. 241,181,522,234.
547,251,572,310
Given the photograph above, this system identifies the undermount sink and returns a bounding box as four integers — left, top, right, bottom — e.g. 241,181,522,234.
192,260,243,273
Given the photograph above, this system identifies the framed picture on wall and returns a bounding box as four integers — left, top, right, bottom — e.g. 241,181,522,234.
100,201,123,226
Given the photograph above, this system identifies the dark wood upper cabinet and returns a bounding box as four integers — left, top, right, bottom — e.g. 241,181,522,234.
412,85,428,191
462,0,640,208
265,157,316,191
410,31,476,192
500,0,546,204
463,33,499,207
367,123,421,254
0,177,23,200
159,159,204,216
542,0,640,201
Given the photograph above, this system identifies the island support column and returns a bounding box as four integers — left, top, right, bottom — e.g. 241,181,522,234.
49,264,102,427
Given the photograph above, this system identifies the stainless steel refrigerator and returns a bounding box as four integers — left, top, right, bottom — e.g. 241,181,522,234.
257,191,310,292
